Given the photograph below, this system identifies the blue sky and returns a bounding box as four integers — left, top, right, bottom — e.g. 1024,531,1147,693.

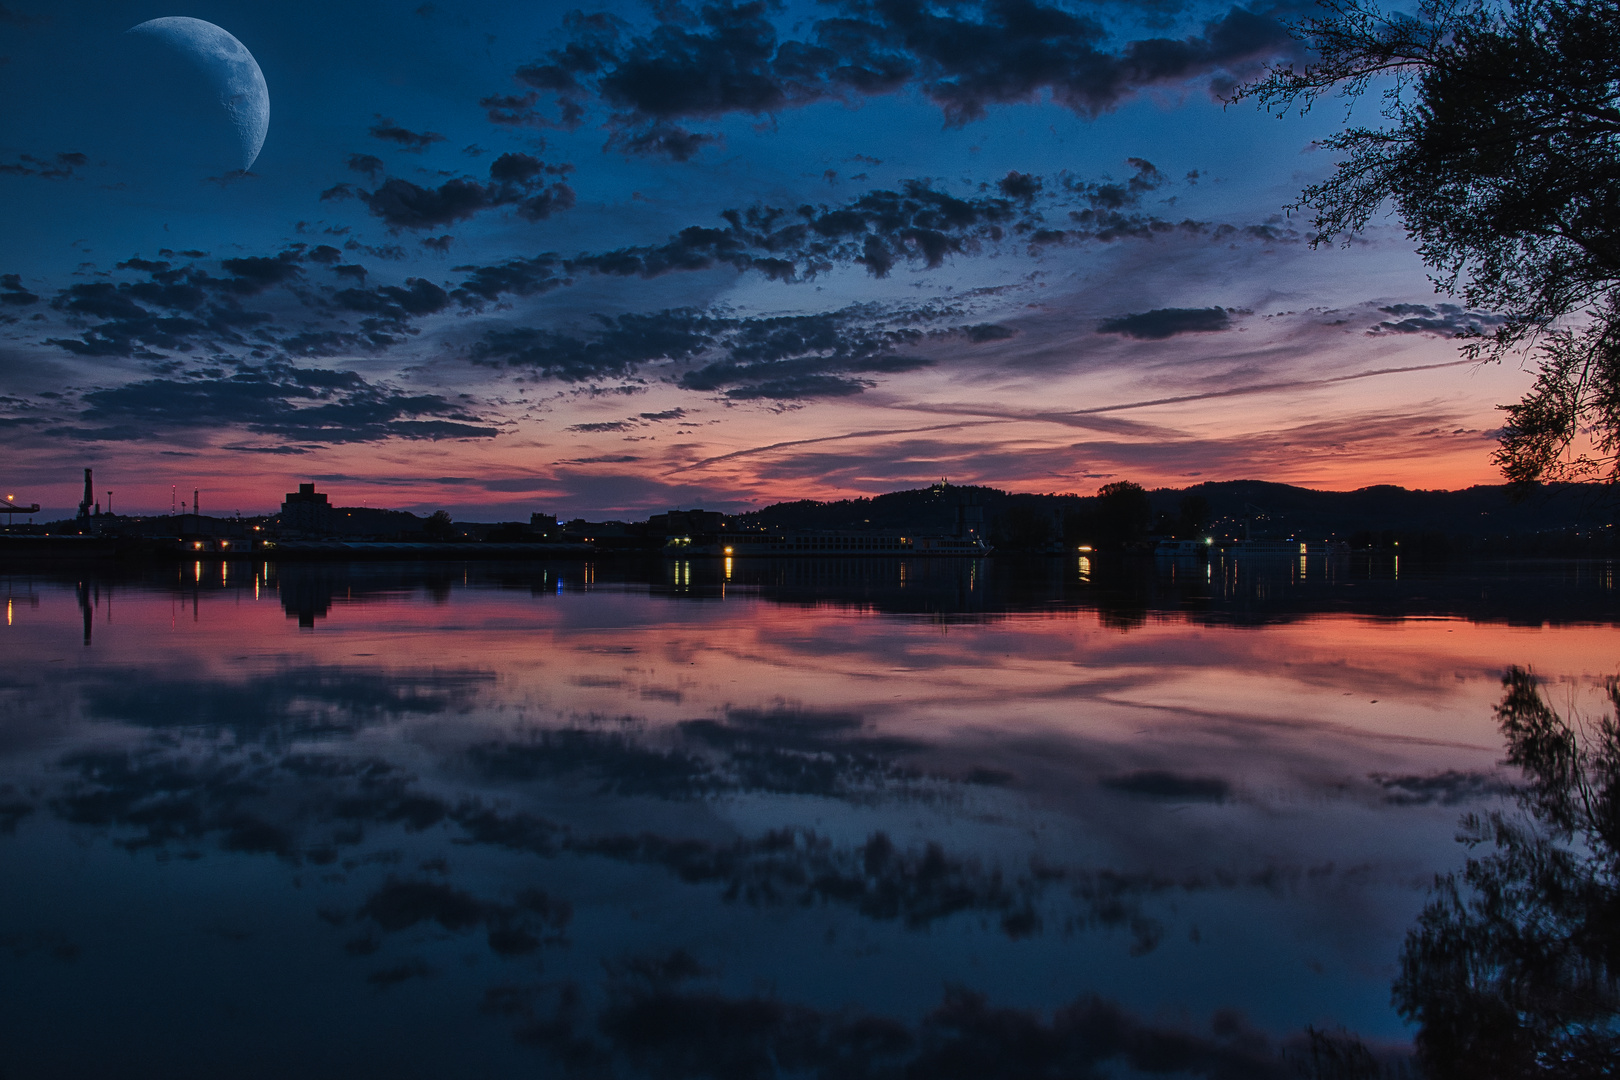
0,0,1529,518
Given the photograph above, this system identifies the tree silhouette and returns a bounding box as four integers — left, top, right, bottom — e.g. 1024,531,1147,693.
1093,481,1153,549
1393,667,1620,1078
423,509,455,540
1178,494,1211,540
1242,1,1620,487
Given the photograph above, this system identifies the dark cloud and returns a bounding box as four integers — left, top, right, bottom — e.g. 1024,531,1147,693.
47,281,259,359
472,306,933,400
333,276,451,322
223,443,311,454
564,409,685,434
449,254,566,304
1370,770,1515,807
327,152,576,231
570,179,1030,281
25,166,1252,390
677,310,931,399
37,248,356,358
1371,302,1510,337
479,91,546,126
450,164,1199,307
419,235,453,253
1068,156,1167,213
367,118,446,151
361,178,500,229
1100,770,1232,802
66,360,497,444
506,0,1302,156
279,274,455,356
566,420,634,432
471,310,718,381
1097,306,1233,339
961,322,1017,343
0,150,87,179
997,170,1042,200
345,153,384,179
0,273,39,305
218,252,304,294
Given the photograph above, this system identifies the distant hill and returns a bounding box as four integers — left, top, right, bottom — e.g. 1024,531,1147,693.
736,480,1618,556
1157,480,1614,545
736,483,1023,535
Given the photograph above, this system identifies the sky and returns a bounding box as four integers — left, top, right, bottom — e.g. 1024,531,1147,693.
0,0,1534,520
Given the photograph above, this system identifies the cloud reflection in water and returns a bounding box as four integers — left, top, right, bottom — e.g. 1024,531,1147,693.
1,558,1615,1075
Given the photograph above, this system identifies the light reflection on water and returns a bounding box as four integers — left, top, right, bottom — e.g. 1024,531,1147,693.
0,556,1615,1078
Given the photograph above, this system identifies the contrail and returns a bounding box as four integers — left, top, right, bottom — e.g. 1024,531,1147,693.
1055,358,1477,417
672,358,1479,472
896,359,1482,425
671,421,1000,473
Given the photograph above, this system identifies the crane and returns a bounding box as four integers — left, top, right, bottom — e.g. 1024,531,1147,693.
3,493,41,528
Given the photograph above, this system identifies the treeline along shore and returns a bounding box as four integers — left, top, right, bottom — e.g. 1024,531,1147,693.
2,478,1616,565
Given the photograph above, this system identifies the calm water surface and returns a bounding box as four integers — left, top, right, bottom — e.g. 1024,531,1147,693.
1,556,1615,1078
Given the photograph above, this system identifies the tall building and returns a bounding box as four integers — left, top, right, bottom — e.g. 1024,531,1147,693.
280,482,332,533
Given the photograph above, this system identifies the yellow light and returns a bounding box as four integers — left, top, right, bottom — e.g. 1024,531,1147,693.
724,546,733,554
219,540,228,548
193,541,203,549
1077,545,1092,552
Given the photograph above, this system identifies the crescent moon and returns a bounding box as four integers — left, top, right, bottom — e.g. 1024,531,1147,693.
127,17,270,171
